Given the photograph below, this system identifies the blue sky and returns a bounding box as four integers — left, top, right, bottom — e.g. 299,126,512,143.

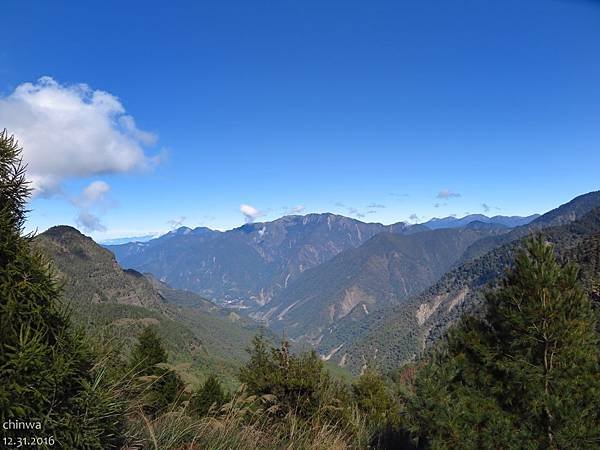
2,0,600,239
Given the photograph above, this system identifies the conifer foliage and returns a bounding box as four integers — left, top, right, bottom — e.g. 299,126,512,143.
0,130,124,448
130,325,169,375
406,236,600,449
239,335,332,419
129,326,184,416
352,370,396,429
190,374,228,417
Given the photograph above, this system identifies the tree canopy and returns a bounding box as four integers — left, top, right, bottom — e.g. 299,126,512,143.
405,237,600,449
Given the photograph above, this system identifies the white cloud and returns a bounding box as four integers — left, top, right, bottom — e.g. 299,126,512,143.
366,203,386,209
76,210,106,232
73,180,112,232
75,180,111,209
437,189,461,199
240,204,263,223
0,76,158,196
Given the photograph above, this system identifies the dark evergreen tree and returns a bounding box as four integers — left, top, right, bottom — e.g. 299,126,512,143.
129,325,183,416
239,335,332,419
406,236,600,449
352,370,396,427
130,326,168,375
190,374,228,417
0,130,124,448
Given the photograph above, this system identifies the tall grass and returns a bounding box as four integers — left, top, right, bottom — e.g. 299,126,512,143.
125,385,370,450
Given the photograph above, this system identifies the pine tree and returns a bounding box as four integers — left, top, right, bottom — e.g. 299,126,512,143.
130,326,168,375
0,130,124,448
406,236,600,449
239,335,331,419
352,370,395,428
190,374,228,417
129,326,183,415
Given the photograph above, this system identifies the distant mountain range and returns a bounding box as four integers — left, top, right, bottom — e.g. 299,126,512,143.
105,214,421,308
99,233,160,245
423,213,540,230
318,191,600,373
104,213,540,309
34,226,267,386
258,226,506,343
97,194,600,375
103,212,543,345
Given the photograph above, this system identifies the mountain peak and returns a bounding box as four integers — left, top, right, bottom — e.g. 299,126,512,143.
531,190,600,227
172,226,192,235
42,225,85,238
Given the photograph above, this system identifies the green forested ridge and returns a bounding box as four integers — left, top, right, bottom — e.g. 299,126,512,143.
33,225,269,387
457,190,600,263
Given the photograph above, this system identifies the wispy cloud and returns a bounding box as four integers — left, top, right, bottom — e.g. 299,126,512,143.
366,202,386,209
240,204,264,223
0,76,159,196
334,202,368,219
347,207,366,218
481,203,491,213
167,216,187,229
437,189,461,199
409,213,420,223
283,205,305,215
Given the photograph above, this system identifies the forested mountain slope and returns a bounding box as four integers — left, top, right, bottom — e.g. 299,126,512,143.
458,190,600,262
259,227,506,343
106,214,420,308
321,199,600,374
34,226,267,385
